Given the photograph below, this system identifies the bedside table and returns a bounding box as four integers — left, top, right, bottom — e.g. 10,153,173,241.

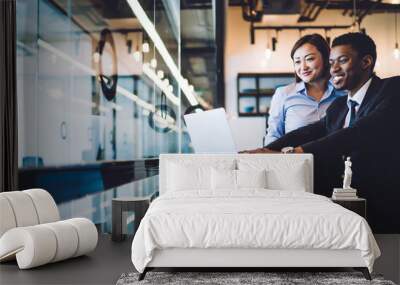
331,198,366,219
112,197,150,242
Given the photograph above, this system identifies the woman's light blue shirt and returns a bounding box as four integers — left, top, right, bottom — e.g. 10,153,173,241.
264,81,346,145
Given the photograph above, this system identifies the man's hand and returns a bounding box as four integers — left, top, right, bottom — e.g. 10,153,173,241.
294,146,304,153
239,148,280,154
240,146,304,154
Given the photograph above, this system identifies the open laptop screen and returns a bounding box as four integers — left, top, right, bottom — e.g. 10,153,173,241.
184,108,237,153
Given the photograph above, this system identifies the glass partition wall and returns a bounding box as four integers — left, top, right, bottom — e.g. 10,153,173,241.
16,0,200,232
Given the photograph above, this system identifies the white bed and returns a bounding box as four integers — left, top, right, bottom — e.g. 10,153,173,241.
131,154,380,280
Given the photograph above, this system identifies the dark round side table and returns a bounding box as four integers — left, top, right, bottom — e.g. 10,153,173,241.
112,197,150,242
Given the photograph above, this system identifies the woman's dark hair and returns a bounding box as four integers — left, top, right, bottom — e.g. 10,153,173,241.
290,34,331,83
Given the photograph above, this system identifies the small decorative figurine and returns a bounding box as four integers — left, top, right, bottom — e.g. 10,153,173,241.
343,157,353,189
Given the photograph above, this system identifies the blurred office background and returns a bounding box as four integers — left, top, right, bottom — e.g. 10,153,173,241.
15,0,400,232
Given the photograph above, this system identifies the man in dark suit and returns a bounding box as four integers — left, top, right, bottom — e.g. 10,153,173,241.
246,33,400,233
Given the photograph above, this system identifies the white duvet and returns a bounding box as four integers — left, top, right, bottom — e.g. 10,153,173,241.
131,190,380,273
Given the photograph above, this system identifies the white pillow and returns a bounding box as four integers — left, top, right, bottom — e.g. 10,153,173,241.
236,169,267,188
266,162,307,191
237,158,309,192
166,158,237,193
211,168,236,190
167,163,211,191
211,169,267,190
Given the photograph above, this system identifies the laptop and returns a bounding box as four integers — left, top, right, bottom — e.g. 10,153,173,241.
184,108,237,153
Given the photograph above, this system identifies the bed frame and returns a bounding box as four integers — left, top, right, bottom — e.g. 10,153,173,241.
137,154,372,281
139,248,371,280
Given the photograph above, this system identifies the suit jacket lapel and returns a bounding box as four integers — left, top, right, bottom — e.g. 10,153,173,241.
356,75,382,118
333,98,348,130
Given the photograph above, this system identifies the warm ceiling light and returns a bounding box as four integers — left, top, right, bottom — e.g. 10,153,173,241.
133,50,142,62
127,0,198,106
142,42,150,53
241,0,264,22
150,58,157,68
93,52,100,63
142,64,179,105
157,70,164,79
394,43,400,60
265,48,272,60
265,33,272,60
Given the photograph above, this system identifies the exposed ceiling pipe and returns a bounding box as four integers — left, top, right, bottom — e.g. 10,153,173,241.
250,24,352,44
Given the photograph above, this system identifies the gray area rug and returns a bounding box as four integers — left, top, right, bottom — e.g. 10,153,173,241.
116,271,396,285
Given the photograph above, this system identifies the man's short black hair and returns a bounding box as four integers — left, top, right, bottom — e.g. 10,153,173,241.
332,32,377,71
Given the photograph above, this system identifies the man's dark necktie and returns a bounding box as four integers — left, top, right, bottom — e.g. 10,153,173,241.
348,100,358,127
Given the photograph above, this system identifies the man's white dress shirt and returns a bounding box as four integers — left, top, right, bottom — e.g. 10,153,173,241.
343,77,372,128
